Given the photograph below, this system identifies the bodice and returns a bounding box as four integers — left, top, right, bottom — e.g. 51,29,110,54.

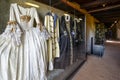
20,15,31,22
11,3,40,31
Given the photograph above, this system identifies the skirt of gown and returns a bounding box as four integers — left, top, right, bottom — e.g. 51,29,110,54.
0,24,23,80
0,26,48,80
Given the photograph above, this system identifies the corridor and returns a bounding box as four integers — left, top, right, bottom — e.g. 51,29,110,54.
72,40,120,80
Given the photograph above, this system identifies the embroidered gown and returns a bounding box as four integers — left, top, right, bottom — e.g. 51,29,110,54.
0,3,48,80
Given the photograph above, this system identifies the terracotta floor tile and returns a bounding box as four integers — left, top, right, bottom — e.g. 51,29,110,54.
72,41,120,80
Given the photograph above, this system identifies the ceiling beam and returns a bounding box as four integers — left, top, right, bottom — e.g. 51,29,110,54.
81,0,120,8
52,1,62,6
92,10,120,16
61,0,99,22
61,0,88,14
98,18,120,21
98,17,119,23
94,15,120,18
88,4,120,13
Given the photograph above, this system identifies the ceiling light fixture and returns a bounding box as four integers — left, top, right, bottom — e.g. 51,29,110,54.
25,2,39,8
115,21,117,23
102,4,106,7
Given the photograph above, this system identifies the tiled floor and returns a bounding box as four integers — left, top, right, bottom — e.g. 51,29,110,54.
72,40,120,80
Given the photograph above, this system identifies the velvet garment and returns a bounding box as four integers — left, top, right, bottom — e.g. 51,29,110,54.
55,15,74,69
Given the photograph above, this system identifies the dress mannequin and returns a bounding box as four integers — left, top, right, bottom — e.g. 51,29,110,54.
0,3,48,80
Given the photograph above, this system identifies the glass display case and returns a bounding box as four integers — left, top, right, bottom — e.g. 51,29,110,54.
54,15,86,69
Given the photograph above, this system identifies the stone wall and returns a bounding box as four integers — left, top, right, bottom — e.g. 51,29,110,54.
0,0,10,33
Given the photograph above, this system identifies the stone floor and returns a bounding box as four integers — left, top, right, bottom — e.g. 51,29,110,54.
72,40,120,80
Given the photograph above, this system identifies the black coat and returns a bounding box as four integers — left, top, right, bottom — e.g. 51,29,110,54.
55,15,74,69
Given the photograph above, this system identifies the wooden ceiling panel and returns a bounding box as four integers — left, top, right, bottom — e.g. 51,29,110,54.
80,0,120,8
69,0,95,4
35,0,120,27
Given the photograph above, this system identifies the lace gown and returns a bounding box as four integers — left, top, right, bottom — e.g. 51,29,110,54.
0,3,48,80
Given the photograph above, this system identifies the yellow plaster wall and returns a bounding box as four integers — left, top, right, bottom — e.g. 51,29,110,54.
85,14,96,53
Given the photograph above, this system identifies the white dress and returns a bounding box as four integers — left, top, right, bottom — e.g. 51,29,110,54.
0,3,49,80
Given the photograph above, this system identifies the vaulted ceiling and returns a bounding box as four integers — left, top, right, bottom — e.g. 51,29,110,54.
35,0,120,27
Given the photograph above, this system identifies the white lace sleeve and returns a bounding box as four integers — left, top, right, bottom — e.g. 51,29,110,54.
2,25,13,38
2,5,15,36
36,24,51,40
34,8,50,40
13,24,22,46
1,4,22,46
41,26,51,40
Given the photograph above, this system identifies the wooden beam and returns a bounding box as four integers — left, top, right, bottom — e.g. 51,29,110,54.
61,0,99,22
61,0,88,14
95,15,120,20
81,0,120,8
98,17,119,23
52,1,62,7
92,10,120,16
88,4,120,13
